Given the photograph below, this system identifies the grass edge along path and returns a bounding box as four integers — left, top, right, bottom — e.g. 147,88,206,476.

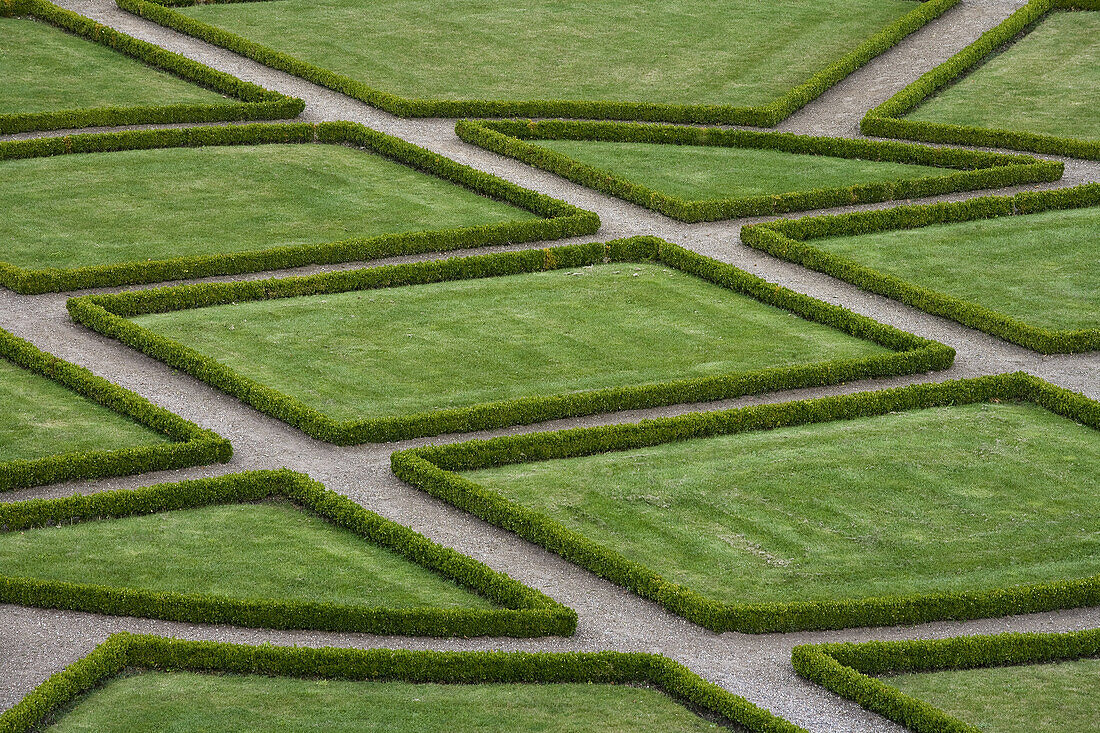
862,0,1100,160
0,121,598,294
67,236,954,444
0,0,302,134
117,0,958,126
792,626,1100,733
0,326,230,493
741,183,1100,354
0,470,577,637
0,634,807,733
391,372,1100,633
456,119,1063,222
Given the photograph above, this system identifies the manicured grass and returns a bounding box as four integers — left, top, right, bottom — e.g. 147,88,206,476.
0,144,536,270
0,358,168,463
905,11,1100,141
0,501,494,609
888,657,1100,733
0,17,226,115
462,402,1100,605
179,0,915,107
44,672,724,732
130,263,887,422
808,206,1100,332
536,139,951,201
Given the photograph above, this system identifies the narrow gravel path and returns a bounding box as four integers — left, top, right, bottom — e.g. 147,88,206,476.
2,2,1098,731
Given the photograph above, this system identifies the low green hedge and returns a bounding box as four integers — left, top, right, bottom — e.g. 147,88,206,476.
118,0,957,126
391,372,1100,633
456,119,1063,223
862,0,1100,160
793,626,1100,733
0,469,577,637
0,120,599,294
0,634,806,733
68,236,953,444
0,0,302,134
741,183,1100,353
0,326,230,492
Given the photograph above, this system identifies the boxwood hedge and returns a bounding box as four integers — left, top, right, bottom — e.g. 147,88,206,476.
67,236,954,444
0,634,806,733
862,0,1100,160
0,469,577,637
118,0,958,126
0,326,230,492
741,183,1100,354
456,119,1063,223
0,0,303,134
793,626,1100,733
0,120,599,294
391,372,1100,633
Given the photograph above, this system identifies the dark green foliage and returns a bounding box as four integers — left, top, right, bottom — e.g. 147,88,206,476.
0,469,577,637
0,0,302,133
117,0,958,126
863,0,1100,159
741,183,1100,353
0,327,230,492
455,119,1063,222
0,120,599,293
792,627,1100,733
391,373,1100,632
67,236,953,444
0,634,807,733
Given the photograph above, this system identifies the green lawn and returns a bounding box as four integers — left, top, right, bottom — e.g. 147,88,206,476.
44,672,724,732
179,0,916,107
808,206,1100,332
906,11,1100,140
462,402,1100,605
888,657,1100,733
0,502,494,609
130,263,887,422
0,144,535,270
0,359,167,463
536,140,950,200
0,18,227,116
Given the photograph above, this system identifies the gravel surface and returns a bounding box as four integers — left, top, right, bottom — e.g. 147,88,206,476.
2,1,1098,730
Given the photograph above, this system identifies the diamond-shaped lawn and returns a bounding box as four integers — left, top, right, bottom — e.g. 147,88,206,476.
0,16,229,116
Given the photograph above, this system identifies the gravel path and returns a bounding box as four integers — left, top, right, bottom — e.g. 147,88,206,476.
2,1,1098,730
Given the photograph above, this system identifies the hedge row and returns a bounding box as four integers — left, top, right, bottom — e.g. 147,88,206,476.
741,183,1100,353
792,627,1100,733
862,0,1100,160
0,120,599,293
0,634,807,733
0,326,230,492
0,0,302,134
67,236,953,445
391,372,1100,633
118,0,957,126
0,469,577,637
456,119,1063,223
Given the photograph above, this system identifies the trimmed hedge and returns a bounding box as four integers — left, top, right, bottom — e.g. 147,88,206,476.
456,119,1063,223
0,0,302,134
0,469,577,637
391,372,1100,633
68,236,954,444
793,627,1100,733
741,183,1100,353
0,326,230,492
862,0,1100,160
0,120,599,294
0,634,806,733
118,0,958,126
